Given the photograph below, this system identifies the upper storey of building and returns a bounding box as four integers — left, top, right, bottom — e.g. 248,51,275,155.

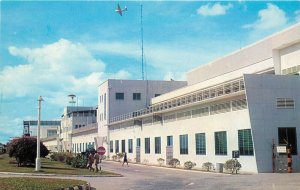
151,23,300,105
109,23,300,124
98,79,187,121
62,106,97,118
187,23,300,86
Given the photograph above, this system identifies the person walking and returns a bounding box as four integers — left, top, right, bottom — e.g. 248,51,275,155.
122,152,128,166
87,152,95,172
94,152,101,172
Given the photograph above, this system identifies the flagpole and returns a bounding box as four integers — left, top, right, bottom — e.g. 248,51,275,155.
141,4,144,80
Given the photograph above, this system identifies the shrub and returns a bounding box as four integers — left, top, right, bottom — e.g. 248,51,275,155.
66,156,74,165
112,155,117,161
202,162,214,171
50,152,73,163
184,161,196,170
168,158,180,168
71,154,88,168
8,137,49,166
116,153,124,161
157,158,165,166
224,159,242,174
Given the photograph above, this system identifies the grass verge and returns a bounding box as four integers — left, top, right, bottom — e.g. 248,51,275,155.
0,177,87,190
0,154,120,176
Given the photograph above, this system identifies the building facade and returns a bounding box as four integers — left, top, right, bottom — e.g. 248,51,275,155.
97,79,187,152
23,120,60,139
23,120,61,153
106,23,300,173
60,106,97,152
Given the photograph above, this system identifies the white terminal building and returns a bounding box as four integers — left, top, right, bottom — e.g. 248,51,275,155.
40,23,300,173
99,23,300,173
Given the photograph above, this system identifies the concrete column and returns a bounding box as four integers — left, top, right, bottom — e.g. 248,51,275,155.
273,49,281,75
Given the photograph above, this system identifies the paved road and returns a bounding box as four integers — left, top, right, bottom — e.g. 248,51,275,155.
87,161,300,190
1,161,300,190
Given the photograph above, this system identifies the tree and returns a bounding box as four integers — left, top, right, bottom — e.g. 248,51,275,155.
8,137,49,166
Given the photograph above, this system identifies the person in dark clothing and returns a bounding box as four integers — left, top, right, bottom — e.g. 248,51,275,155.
122,152,128,166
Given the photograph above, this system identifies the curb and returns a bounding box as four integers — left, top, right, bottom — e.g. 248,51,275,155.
56,182,91,190
103,160,252,175
0,172,123,177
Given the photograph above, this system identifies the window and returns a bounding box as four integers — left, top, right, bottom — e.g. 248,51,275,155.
278,128,297,155
215,131,227,155
137,138,141,147
47,130,57,137
116,93,124,100
128,139,133,153
155,137,161,154
155,94,161,97
277,98,295,109
115,140,119,153
196,133,206,155
167,136,173,146
133,93,141,100
238,129,254,156
122,140,126,153
180,134,188,154
145,138,150,154
110,141,113,153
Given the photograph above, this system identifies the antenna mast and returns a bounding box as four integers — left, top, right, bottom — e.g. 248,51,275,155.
141,4,144,80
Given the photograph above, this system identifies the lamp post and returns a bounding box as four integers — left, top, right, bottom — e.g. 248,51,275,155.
35,96,43,171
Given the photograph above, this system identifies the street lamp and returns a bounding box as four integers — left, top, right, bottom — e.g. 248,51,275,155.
35,96,43,171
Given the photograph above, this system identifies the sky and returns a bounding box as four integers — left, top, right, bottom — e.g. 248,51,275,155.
0,1,299,143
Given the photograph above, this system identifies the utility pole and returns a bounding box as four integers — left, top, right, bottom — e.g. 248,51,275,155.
35,96,43,171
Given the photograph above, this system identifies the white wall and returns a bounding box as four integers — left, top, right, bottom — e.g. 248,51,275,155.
98,80,187,153
42,138,58,153
109,105,258,173
72,131,98,153
245,74,300,172
186,23,300,85
280,42,300,71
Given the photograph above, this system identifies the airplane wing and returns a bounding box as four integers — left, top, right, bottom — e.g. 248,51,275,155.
116,3,122,16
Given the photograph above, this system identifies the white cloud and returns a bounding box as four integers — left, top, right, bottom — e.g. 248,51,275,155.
197,3,233,16
243,3,287,30
88,41,216,78
1,39,131,104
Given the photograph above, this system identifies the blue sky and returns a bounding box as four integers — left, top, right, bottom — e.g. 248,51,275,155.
0,1,299,143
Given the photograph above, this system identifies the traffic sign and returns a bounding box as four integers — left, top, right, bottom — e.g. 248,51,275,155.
97,146,106,155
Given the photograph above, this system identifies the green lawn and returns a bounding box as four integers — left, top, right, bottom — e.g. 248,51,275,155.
0,154,120,176
0,177,87,190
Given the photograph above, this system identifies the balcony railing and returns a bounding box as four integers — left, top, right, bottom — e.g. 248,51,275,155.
109,78,245,124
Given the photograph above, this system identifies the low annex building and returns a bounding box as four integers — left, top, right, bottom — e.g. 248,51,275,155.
23,120,60,152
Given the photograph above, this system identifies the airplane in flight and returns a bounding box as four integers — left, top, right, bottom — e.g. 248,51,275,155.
115,3,127,16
